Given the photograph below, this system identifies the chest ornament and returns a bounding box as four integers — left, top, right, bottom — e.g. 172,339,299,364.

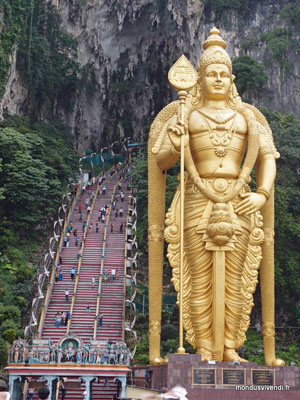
197,109,237,157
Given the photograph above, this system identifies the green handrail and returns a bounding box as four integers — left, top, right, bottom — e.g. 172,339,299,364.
122,189,132,341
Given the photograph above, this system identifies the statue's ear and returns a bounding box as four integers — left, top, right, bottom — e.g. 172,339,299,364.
232,74,236,81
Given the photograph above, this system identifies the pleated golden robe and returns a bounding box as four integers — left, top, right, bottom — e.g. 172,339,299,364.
165,174,265,360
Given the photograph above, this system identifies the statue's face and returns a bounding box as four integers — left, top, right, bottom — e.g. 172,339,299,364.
202,63,231,100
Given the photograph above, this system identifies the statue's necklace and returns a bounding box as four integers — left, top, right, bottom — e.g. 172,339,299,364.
198,109,237,158
198,109,237,126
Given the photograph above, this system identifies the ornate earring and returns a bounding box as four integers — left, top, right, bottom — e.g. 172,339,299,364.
227,82,242,109
191,80,203,107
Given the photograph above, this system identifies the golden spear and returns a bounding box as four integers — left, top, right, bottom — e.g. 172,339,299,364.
168,55,198,353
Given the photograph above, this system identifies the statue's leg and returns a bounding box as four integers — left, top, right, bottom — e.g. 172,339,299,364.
224,221,250,362
184,227,213,358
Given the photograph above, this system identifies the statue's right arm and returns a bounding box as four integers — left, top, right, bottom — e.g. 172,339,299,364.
156,115,181,171
156,138,180,171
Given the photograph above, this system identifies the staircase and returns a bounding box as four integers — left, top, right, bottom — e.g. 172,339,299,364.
27,378,120,400
69,178,116,342
57,379,86,400
41,176,119,342
57,378,120,400
27,378,87,400
96,182,130,343
41,182,99,342
29,171,131,400
91,378,120,400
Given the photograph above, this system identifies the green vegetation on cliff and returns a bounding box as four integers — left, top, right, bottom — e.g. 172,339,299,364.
17,1,80,120
0,0,31,97
1,1,80,121
0,2,82,369
0,115,78,367
204,0,258,16
0,1,82,369
280,0,300,31
232,55,267,98
205,0,298,76
261,28,293,75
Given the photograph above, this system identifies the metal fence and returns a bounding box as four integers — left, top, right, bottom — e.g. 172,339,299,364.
81,153,124,167
133,286,177,314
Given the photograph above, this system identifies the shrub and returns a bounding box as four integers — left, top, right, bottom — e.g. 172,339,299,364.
0,319,18,335
2,329,16,344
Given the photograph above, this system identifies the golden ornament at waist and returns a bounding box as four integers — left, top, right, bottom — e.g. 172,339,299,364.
212,178,229,193
207,203,235,246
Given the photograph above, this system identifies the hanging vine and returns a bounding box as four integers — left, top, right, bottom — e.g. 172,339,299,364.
17,0,80,121
0,0,30,97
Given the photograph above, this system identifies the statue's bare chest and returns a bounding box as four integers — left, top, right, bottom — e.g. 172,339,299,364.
189,109,247,158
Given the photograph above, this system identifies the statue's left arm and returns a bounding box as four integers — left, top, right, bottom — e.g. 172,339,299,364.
256,150,276,199
235,127,276,215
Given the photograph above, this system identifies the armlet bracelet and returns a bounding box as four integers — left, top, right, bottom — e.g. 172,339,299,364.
257,188,270,200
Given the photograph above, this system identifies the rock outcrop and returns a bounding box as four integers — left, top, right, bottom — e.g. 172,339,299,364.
1,0,299,153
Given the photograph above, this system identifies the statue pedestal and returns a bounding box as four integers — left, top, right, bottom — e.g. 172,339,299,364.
149,354,300,399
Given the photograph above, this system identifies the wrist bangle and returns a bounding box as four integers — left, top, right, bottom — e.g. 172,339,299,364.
257,188,270,200
170,146,180,156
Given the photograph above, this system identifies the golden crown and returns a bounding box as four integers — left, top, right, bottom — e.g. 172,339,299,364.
198,27,232,76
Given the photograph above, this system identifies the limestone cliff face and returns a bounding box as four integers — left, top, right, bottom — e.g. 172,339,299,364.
1,0,300,153
0,47,28,117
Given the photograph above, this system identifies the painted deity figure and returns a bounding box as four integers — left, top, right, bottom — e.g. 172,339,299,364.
13,345,19,363
148,28,284,366
76,348,82,363
83,347,89,363
57,348,63,363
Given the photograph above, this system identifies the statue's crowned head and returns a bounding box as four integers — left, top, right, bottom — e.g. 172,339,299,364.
198,27,232,77
190,27,240,108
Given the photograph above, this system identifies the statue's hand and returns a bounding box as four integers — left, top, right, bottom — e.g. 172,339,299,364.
167,121,189,153
234,192,266,215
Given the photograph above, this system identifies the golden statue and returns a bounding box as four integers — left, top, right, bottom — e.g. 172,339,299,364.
148,28,284,366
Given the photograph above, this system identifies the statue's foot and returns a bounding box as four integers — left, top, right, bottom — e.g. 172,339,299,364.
224,348,248,363
150,356,165,365
268,358,285,367
196,347,213,361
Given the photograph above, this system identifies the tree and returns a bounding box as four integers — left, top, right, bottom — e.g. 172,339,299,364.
233,55,267,98
0,128,58,231
0,118,78,237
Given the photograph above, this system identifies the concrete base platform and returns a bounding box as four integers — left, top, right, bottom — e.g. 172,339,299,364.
146,354,300,400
